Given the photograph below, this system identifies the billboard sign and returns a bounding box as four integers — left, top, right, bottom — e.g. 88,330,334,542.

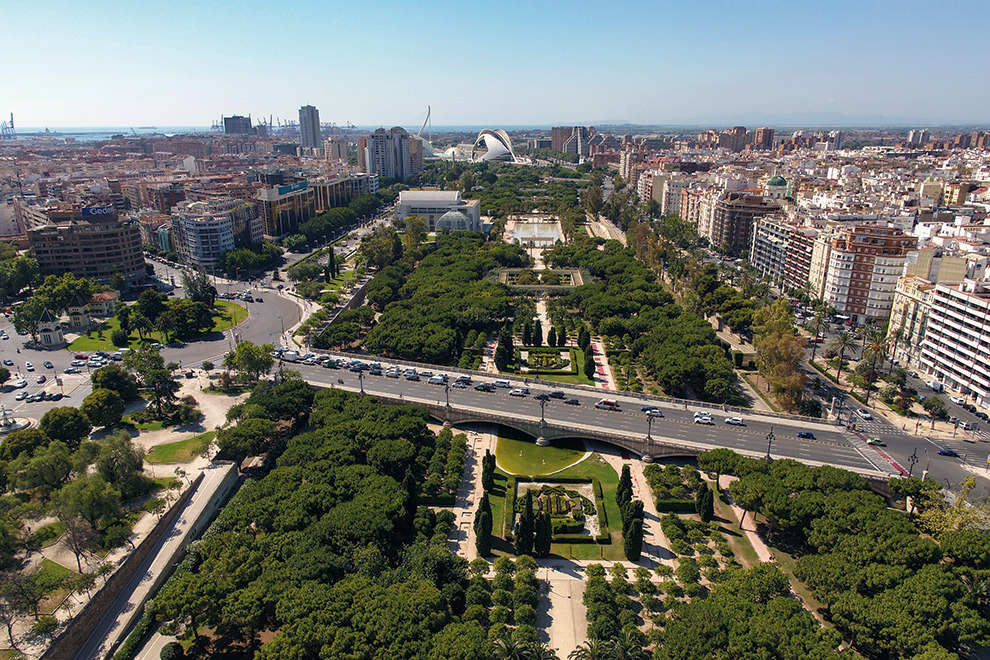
277,181,308,196
81,205,115,217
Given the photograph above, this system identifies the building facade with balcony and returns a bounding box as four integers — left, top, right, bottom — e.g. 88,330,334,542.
920,279,990,407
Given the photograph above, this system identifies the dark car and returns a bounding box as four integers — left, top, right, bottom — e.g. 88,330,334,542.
474,383,494,392
796,431,815,439
534,393,550,401
404,373,420,381
964,403,977,413
548,390,565,399
641,405,659,413
43,361,53,369
564,398,580,405
975,412,988,421
937,448,959,457
368,367,383,376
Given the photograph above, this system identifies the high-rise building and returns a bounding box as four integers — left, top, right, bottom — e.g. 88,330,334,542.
822,225,916,324
324,137,346,162
299,105,322,149
256,182,316,239
26,205,146,285
360,127,421,182
551,126,594,156
718,126,748,152
908,129,930,146
171,200,238,273
223,115,253,135
707,192,779,254
753,127,775,150
920,280,990,407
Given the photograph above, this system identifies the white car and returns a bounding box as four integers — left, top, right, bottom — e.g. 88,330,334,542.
950,396,965,405
12,380,27,389
508,388,528,397
694,415,714,425
70,360,87,367
14,391,27,401
857,409,873,420
725,417,745,426
24,362,33,371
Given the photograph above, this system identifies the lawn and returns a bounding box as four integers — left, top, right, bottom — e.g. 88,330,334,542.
36,558,74,615
496,431,587,476
68,301,247,352
512,347,595,386
486,450,624,561
147,431,215,464
28,521,66,549
121,413,167,431
150,476,182,492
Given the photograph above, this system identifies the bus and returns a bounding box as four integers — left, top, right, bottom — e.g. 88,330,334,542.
595,398,619,411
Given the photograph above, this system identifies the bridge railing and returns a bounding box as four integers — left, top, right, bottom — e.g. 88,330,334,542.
304,348,836,429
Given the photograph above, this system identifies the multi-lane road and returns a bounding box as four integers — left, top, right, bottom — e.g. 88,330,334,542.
271,356,990,485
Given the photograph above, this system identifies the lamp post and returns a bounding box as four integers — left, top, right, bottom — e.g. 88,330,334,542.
536,397,549,447
765,426,775,462
444,382,450,409
277,316,285,347
642,414,655,464
358,370,364,395
907,447,918,477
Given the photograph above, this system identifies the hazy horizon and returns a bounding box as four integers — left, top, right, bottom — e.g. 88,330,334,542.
7,0,986,128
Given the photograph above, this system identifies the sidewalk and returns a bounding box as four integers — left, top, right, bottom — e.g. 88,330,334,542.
590,338,616,391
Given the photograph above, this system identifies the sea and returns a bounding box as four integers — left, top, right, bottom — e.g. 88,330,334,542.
14,124,556,142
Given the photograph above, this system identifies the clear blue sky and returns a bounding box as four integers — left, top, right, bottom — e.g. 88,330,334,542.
6,0,984,128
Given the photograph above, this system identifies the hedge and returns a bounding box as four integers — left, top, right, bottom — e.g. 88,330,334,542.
552,520,585,535
810,360,839,384
655,499,696,513
112,607,156,660
592,478,608,527
552,533,610,545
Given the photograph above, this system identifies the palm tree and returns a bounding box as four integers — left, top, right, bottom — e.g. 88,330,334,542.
155,312,176,345
828,331,859,383
861,328,888,405
886,327,905,374
493,636,528,660
569,640,615,660
810,309,829,364
130,313,151,342
611,630,649,660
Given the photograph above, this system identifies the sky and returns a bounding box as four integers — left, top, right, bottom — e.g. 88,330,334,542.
4,0,986,128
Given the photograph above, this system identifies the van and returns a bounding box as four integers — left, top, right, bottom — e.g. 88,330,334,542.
595,399,618,411
926,380,944,392
493,379,511,388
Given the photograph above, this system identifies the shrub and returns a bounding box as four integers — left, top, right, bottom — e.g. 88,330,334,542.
111,328,129,347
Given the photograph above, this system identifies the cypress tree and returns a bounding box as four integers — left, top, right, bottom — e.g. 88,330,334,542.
482,450,495,492
533,319,543,347
695,481,710,516
495,327,513,371
402,468,417,521
584,351,596,380
475,496,493,556
534,510,552,557
515,490,535,556
624,516,644,561
522,322,532,347
617,465,633,507
547,326,557,348
557,326,567,347
699,489,715,523
622,499,644,535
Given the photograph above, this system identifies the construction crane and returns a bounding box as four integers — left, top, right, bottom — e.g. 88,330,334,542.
0,114,15,140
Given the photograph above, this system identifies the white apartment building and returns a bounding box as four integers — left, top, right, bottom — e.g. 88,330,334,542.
920,279,990,407
171,200,238,272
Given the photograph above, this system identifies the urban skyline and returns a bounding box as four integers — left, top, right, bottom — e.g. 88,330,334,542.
7,0,987,127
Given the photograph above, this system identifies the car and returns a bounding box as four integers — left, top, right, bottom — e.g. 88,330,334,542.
0,334,7,340
419,371,434,379
64,367,81,374
13,391,26,401
368,367,383,376
455,375,472,384
428,375,445,385
976,411,988,421
694,416,714,425
963,403,977,413
564,398,580,405
24,363,33,371
856,409,873,420
474,383,495,392
866,437,886,446
641,405,659,413
255,297,263,303
509,388,527,397
151,343,164,349
451,380,468,388
950,396,965,405
50,392,63,401
937,448,959,457
904,386,918,395
43,361,53,369
74,353,88,359
12,380,25,389
796,431,815,439
725,417,745,426
534,393,550,401
908,371,918,378
548,390,565,399
1,360,10,366
385,369,400,378
87,360,103,368
27,393,44,403
269,350,282,358
404,373,420,381
43,392,56,401
646,409,664,418
36,375,46,384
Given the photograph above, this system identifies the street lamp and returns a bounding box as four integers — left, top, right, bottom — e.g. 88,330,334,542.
277,316,285,347
444,382,450,409
765,426,775,462
358,370,364,395
907,447,918,477
539,397,546,425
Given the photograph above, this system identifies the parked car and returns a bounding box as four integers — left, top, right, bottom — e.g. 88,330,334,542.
43,361,53,369
404,373,420,381
12,380,26,389
796,431,815,439
724,417,745,426
74,353,88,359
24,363,33,371
50,392,63,401
36,375,46,384
950,396,965,405
866,437,886,446
856,409,873,420
64,367,82,374
14,391,26,401
937,448,959,457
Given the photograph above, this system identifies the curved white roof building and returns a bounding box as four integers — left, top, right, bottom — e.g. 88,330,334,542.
472,129,517,162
